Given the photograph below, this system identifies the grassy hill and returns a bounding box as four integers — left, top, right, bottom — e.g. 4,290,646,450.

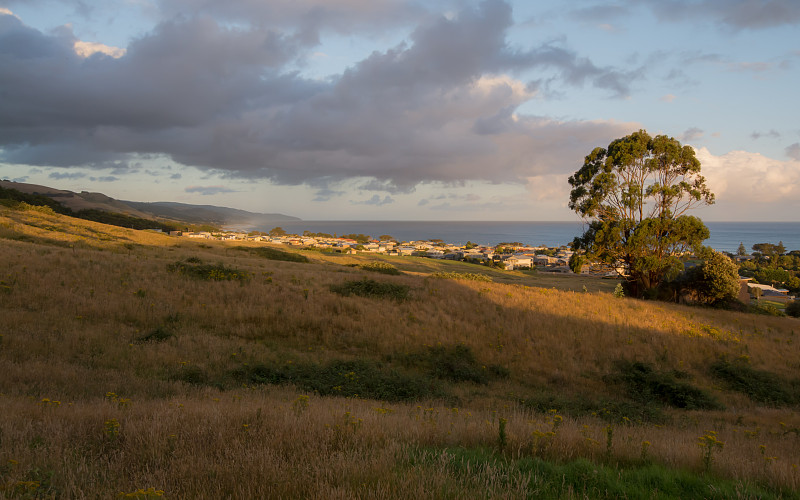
1,203,799,498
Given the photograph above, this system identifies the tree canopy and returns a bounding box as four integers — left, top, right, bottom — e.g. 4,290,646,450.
568,130,714,297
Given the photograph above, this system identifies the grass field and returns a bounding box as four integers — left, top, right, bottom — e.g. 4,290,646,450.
1,204,799,498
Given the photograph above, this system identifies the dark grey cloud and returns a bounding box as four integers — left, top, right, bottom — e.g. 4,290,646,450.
185,185,238,195
787,143,800,161
89,176,120,182
0,1,636,192
49,171,87,180
572,1,800,30
156,0,431,38
641,0,800,30
681,127,704,141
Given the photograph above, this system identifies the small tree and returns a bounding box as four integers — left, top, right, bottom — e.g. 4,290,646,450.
269,226,288,236
737,242,747,256
679,247,741,306
786,300,800,318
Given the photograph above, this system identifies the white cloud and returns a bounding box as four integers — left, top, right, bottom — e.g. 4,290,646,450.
0,7,19,19
695,147,800,203
73,40,126,58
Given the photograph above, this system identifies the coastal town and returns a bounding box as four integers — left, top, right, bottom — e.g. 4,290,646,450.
178,228,578,272
175,228,798,305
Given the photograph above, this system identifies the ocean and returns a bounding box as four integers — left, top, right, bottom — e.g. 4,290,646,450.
260,220,800,254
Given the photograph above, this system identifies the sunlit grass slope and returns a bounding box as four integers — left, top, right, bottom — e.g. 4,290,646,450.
1,205,799,498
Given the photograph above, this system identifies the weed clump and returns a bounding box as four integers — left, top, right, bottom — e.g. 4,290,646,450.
133,326,173,344
167,260,250,282
611,361,722,411
329,278,410,301
709,359,799,406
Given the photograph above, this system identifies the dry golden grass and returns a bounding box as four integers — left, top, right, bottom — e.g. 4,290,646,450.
1,207,799,498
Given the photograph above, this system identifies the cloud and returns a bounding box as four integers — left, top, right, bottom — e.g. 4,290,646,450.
681,127,704,142
185,185,238,195
787,143,800,161
73,40,126,58
48,171,86,180
659,93,676,102
751,129,781,140
89,176,120,182
354,194,394,206
695,147,800,207
0,1,638,194
637,0,800,30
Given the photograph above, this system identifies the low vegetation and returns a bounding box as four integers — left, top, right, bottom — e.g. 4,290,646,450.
329,277,411,301
1,203,799,498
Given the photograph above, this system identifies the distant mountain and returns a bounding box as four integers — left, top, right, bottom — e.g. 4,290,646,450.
0,180,300,228
122,201,301,227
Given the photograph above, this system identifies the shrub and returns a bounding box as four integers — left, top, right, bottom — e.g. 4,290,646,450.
233,245,309,263
610,360,722,410
430,272,492,282
167,260,250,282
357,262,401,275
709,359,799,406
394,344,508,385
518,392,667,424
231,359,445,402
133,326,173,344
329,278,410,301
676,247,741,305
786,300,800,318
749,303,785,317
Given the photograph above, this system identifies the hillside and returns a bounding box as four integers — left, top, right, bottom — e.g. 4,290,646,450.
0,180,299,228
1,204,799,498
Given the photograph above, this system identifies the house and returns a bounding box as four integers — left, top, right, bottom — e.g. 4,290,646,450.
503,255,533,270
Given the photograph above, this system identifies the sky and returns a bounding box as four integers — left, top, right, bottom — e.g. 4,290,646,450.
1,0,799,221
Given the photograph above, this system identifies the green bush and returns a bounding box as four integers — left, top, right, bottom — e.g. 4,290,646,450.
329,278,410,301
231,359,445,402
394,344,508,385
357,262,401,275
749,303,785,316
786,300,800,318
233,246,309,263
167,260,250,282
610,360,722,410
709,360,799,406
518,392,667,424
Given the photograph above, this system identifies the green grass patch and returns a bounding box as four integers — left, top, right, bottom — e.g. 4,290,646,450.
167,260,250,282
329,278,410,301
230,359,446,402
407,447,794,500
709,359,800,406
610,360,722,411
430,271,493,282
233,245,309,263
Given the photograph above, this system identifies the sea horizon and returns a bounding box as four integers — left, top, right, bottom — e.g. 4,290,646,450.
249,220,800,254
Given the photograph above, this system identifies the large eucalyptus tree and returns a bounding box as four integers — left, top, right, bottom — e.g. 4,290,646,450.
568,130,715,297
